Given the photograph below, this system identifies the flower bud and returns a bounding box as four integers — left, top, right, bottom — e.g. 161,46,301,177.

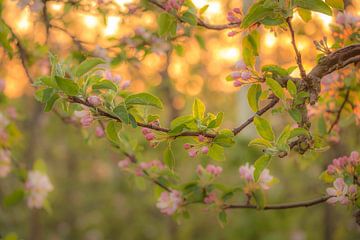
87,95,102,107
201,146,209,154
241,71,251,80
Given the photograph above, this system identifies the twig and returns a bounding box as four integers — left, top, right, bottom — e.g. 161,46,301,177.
286,18,307,81
147,0,240,30
223,196,330,210
327,89,351,134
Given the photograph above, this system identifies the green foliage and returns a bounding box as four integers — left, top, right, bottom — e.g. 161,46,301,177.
125,93,163,109
294,0,332,16
254,154,271,181
157,13,177,37
253,116,275,142
247,84,262,112
75,58,105,77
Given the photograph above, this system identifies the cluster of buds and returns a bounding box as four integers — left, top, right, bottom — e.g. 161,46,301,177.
197,164,223,185
228,60,254,87
156,190,183,215
118,157,165,177
204,192,217,204
16,0,44,12
326,178,357,205
239,163,274,193
25,170,54,209
335,12,360,26
87,95,102,107
183,135,209,158
164,0,184,12
73,109,93,127
104,70,131,90
0,149,11,178
227,8,242,37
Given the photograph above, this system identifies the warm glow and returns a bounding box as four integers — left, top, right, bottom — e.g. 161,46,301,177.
17,9,30,31
315,13,333,31
264,33,276,48
115,0,135,10
193,0,222,18
103,16,121,36
83,15,98,28
216,47,240,61
50,2,63,11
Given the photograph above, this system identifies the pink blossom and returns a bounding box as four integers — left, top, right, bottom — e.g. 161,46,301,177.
0,149,11,178
326,178,351,205
118,158,131,169
164,0,184,12
241,71,251,80
156,190,183,215
142,128,151,135
231,72,241,79
348,151,360,166
227,31,238,37
239,163,254,181
205,164,222,177
204,192,217,204
87,95,102,107
139,160,164,170
145,132,155,141
121,80,131,90
25,171,53,209
80,113,93,127
201,146,209,154
258,169,273,190
95,126,105,138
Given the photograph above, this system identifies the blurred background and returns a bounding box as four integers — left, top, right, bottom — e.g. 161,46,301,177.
0,0,360,239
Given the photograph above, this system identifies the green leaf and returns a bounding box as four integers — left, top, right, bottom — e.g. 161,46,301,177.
125,93,163,109
266,78,285,100
44,93,59,112
157,13,177,37
55,76,79,96
288,108,302,123
92,80,118,92
105,121,122,144
3,189,25,208
218,211,227,227
294,0,332,16
163,146,175,170
113,104,131,124
325,0,344,10
287,80,297,97
3,232,19,240
170,115,194,130
277,125,292,146
319,171,335,183
208,112,223,128
290,127,309,138
249,138,272,148
253,116,275,141
75,58,105,77
262,65,288,77
192,98,205,119
297,8,312,22
214,129,235,147
252,189,265,209
241,2,273,28
208,144,225,161
181,11,197,26
247,84,262,112
242,31,260,67
195,34,206,50
254,154,271,181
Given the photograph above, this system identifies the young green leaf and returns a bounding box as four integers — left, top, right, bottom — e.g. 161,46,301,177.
105,121,122,144
266,78,285,100
325,0,344,10
55,76,79,96
157,13,177,37
192,98,205,120
163,145,175,170
254,154,271,181
181,11,197,26
75,58,105,77
125,93,163,109
247,84,262,112
218,211,227,227
248,138,272,148
92,80,118,92
241,2,273,28
208,144,225,161
297,8,312,22
294,0,332,16
287,80,297,97
253,116,275,141
252,189,265,209
113,104,131,124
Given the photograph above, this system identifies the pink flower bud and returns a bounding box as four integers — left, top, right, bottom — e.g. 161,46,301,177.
233,8,241,14
231,72,241,79
235,60,247,70
118,158,131,169
188,149,198,158
145,132,155,141
241,71,251,80
80,113,93,127
201,146,209,154
227,31,238,37
142,128,151,135
87,95,102,107
204,192,217,204
327,164,336,174
233,81,243,87
121,80,131,90
95,126,105,138
198,135,206,142
206,164,222,176
183,143,191,150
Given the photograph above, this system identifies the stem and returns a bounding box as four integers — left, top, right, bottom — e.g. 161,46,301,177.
328,89,351,134
286,18,307,81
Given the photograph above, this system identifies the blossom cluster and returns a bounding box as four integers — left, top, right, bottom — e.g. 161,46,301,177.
183,135,209,158
118,157,165,177
164,0,184,12
239,163,274,193
197,164,222,185
228,60,255,88
25,170,54,209
104,71,131,90
156,190,183,215
325,151,359,205
227,8,242,37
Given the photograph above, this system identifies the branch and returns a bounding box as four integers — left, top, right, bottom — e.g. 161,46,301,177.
327,88,351,134
147,0,240,30
286,18,307,81
223,196,330,210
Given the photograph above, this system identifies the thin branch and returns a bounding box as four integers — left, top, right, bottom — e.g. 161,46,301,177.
286,18,307,81
147,0,240,30
223,196,330,210
327,89,351,134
